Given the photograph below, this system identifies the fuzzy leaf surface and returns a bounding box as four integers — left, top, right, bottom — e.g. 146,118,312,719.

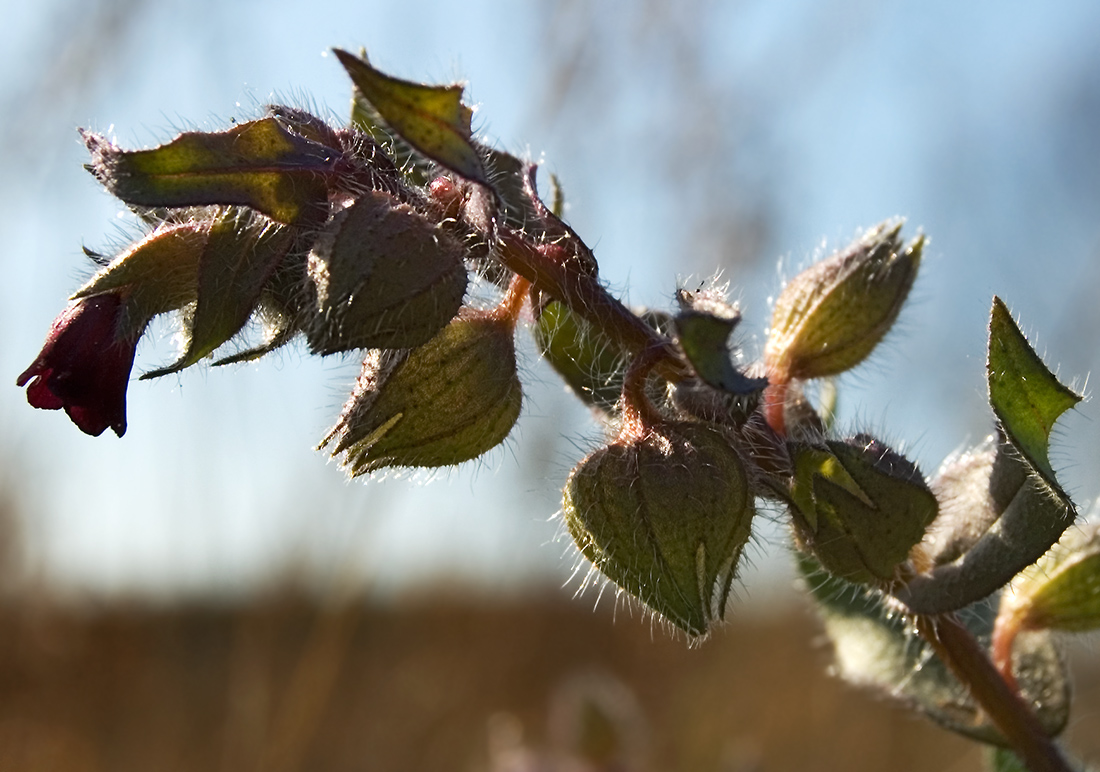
674,290,768,396
897,300,1081,614
142,213,293,377
534,301,628,413
72,223,206,338
350,83,432,188
988,296,1081,487
336,49,487,184
83,119,338,224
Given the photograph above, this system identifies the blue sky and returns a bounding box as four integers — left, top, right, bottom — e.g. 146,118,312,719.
3,0,1099,600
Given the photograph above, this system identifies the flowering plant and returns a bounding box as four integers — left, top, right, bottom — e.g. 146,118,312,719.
19,50,1100,772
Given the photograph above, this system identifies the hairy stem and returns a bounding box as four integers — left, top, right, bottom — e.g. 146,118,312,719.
762,380,789,437
618,342,668,438
497,229,689,383
990,609,1023,694
489,274,532,328
914,614,1069,772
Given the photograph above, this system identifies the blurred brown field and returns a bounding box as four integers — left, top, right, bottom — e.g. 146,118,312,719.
0,590,1096,772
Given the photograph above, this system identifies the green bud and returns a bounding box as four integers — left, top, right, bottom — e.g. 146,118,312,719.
1003,523,1100,634
562,421,755,637
142,210,297,378
72,208,307,376
318,310,522,475
765,221,921,380
789,435,938,585
307,190,469,354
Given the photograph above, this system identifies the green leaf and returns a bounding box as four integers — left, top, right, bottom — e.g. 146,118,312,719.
82,117,338,225
1026,550,1100,632
896,438,1078,614
211,321,297,366
481,147,542,233
72,223,206,338
790,438,937,584
350,83,433,188
534,303,672,415
895,301,1083,615
142,212,293,378
987,296,1081,487
335,49,487,185
211,252,310,366
673,290,768,396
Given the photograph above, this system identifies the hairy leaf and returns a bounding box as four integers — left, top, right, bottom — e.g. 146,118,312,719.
83,118,339,224
674,289,768,396
535,301,628,413
349,75,433,188
895,300,1082,614
988,296,1081,487
142,212,294,378
72,223,206,338
335,49,487,185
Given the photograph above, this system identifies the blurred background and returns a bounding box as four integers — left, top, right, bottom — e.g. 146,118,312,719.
1,1,1100,770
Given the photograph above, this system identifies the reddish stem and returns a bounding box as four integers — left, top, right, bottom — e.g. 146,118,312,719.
990,610,1023,694
496,230,689,383
618,343,667,440
489,274,532,327
763,379,789,437
914,614,1069,772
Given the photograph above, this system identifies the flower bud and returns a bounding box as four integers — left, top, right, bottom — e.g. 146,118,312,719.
318,309,522,475
17,294,139,437
789,434,938,585
307,189,469,354
765,221,921,381
563,421,755,637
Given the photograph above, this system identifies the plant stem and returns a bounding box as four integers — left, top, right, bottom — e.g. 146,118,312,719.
762,380,789,437
990,609,1022,694
914,614,1070,772
497,229,690,383
618,342,668,439
489,274,532,328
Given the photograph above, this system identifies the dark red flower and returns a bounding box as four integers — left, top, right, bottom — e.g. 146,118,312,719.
16,294,138,437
